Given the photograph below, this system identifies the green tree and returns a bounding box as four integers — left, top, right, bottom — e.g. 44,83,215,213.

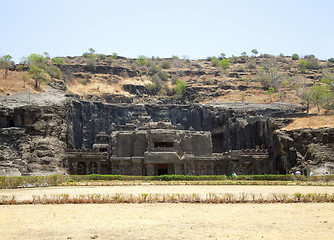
22,73,30,88
257,68,284,92
0,55,14,79
241,52,248,61
322,73,334,91
89,48,95,54
300,89,313,113
309,84,329,112
220,53,226,59
251,49,258,57
25,53,62,89
321,73,334,109
28,64,49,89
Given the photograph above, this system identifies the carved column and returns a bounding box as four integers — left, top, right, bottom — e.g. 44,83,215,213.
146,164,154,176
86,162,89,175
174,163,182,175
132,159,142,176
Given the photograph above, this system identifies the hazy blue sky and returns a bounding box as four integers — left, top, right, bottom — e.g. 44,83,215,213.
1,0,334,62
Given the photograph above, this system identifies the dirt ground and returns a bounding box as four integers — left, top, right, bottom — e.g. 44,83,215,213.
1,203,334,240
1,185,334,239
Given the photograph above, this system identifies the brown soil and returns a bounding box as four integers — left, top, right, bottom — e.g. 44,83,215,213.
1,203,333,240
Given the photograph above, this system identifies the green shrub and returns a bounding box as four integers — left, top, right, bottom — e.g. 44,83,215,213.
306,60,321,70
171,75,178,85
150,74,164,90
147,63,160,74
211,57,220,67
86,59,96,72
298,59,308,70
144,82,158,91
260,53,272,58
158,70,169,81
16,64,26,71
161,60,171,69
174,79,187,99
111,52,118,59
304,54,315,60
220,58,230,69
137,55,147,66
328,58,334,63
235,65,246,72
47,65,63,80
106,57,114,64
292,53,300,60
52,57,65,65
247,61,256,69
97,54,106,61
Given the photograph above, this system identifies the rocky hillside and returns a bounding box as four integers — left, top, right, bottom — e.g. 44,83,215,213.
1,53,333,108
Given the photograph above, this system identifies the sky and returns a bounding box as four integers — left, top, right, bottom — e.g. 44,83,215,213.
1,0,334,62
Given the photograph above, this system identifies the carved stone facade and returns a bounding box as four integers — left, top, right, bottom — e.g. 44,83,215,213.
67,122,271,176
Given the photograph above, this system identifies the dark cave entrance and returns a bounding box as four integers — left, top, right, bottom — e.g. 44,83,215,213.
157,164,168,175
212,133,225,153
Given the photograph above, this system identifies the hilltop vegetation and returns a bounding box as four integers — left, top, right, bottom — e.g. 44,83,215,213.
1,50,334,112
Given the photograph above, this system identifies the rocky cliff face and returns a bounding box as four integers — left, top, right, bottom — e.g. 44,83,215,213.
272,127,334,175
0,91,68,176
66,99,301,154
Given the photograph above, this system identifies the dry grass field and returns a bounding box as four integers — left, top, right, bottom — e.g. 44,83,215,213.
283,114,334,130
1,185,334,239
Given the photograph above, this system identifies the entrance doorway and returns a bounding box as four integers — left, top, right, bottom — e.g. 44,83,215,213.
157,164,168,175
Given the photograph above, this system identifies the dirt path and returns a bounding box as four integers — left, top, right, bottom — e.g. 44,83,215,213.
1,203,334,240
1,185,334,201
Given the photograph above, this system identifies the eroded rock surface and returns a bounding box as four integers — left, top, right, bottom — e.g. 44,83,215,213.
273,127,334,175
0,90,67,176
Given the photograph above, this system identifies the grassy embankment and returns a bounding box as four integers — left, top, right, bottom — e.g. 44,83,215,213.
1,174,334,189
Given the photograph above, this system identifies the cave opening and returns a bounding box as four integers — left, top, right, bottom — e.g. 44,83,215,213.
212,133,225,153
156,164,168,175
9,119,14,127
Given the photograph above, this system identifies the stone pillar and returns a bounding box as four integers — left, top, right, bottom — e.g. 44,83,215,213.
132,159,142,176
72,162,78,175
146,164,154,176
97,162,101,174
174,163,182,175
86,162,89,175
